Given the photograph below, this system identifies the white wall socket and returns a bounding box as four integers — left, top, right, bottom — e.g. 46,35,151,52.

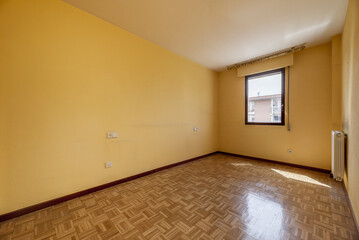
193,126,199,132
105,162,112,168
107,132,118,139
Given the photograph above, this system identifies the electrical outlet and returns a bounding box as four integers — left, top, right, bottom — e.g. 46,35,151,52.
288,149,293,154
107,132,118,139
193,127,199,132
105,162,112,168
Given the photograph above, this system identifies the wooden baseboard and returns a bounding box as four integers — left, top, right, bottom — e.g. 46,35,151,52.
0,152,216,222
341,182,359,237
218,151,331,174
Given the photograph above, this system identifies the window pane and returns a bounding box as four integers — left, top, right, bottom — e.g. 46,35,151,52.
247,71,283,124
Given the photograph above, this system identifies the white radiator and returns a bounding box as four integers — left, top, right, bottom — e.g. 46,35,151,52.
331,131,345,181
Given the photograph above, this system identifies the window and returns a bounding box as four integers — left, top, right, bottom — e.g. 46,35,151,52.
245,68,285,125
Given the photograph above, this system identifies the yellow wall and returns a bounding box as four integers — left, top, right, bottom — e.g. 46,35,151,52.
332,35,342,131
342,0,359,223
0,0,218,214
219,43,332,170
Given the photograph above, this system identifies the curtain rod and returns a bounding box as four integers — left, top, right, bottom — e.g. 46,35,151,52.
226,44,306,70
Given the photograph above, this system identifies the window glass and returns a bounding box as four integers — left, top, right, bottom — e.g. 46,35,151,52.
245,68,285,125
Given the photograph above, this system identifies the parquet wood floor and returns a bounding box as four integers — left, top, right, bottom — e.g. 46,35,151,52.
0,154,358,240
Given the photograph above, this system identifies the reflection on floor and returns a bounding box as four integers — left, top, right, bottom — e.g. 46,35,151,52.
0,153,357,239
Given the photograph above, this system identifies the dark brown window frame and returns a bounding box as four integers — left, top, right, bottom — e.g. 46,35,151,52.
245,68,285,126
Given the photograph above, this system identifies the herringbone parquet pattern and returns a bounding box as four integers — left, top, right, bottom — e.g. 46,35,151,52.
0,154,358,240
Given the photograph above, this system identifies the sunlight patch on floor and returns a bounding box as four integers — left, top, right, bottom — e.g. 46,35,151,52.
272,168,331,188
231,162,253,167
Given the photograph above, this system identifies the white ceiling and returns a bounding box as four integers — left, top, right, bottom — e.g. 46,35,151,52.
63,0,348,71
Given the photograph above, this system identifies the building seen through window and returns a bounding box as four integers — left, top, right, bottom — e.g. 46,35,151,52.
245,68,285,125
